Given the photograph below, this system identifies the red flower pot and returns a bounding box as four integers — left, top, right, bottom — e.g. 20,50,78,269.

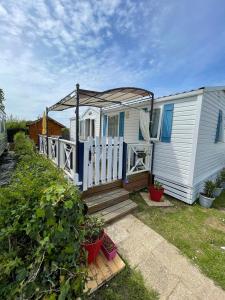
83,231,104,264
149,186,164,202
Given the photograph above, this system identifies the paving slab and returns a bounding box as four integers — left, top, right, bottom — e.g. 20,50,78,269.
140,192,174,207
106,214,225,300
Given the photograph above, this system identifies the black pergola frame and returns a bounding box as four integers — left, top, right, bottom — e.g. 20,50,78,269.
46,83,154,176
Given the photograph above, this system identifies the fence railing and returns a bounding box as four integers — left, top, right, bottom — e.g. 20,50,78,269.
126,143,152,176
39,135,152,190
39,135,77,182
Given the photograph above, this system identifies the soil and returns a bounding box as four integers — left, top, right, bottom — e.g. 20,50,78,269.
0,151,16,186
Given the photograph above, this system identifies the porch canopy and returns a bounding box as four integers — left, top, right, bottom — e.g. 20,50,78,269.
47,84,154,174
48,86,153,111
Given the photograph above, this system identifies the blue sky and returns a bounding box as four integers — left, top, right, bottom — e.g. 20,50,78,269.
0,0,225,126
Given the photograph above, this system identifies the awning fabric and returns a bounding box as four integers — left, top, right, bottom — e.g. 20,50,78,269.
48,87,153,112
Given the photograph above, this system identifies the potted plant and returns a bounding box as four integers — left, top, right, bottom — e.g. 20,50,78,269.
214,175,223,197
101,233,117,261
149,180,164,202
199,180,216,208
82,216,104,264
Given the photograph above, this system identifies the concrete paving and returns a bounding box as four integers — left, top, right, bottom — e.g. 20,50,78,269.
106,214,225,300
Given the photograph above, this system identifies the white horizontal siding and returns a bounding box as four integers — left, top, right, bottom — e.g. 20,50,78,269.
193,90,225,186
153,96,197,186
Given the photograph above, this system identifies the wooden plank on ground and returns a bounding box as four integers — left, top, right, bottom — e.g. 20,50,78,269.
85,251,125,295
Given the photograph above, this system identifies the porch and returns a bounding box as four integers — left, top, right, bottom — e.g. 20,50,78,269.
39,134,152,222
40,84,154,222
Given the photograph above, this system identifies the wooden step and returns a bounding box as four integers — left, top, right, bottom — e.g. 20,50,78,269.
92,199,138,224
84,188,129,214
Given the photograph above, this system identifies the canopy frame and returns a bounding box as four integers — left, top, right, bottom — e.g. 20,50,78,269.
46,84,154,177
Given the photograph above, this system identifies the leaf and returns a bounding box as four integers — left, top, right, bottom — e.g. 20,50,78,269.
59,280,70,300
64,200,73,209
36,208,45,218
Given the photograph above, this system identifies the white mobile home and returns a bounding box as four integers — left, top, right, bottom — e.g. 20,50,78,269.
70,107,100,141
102,86,225,204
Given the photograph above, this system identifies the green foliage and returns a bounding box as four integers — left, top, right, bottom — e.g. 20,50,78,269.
220,169,225,182
0,134,87,299
153,180,163,190
83,216,104,243
203,180,216,198
61,128,70,140
215,175,222,188
0,88,5,110
6,115,27,129
14,131,35,157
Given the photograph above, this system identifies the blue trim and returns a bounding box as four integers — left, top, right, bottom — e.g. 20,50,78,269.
103,115,107,136
119,112,125,137
161,104,174,143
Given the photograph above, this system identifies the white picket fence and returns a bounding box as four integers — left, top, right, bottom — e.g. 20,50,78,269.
39,135,152,191
82,136,123,191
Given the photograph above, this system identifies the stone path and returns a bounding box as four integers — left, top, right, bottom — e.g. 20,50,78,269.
106,214,225,300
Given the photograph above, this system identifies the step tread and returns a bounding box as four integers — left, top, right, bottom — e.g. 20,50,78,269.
84,188,129,208
92,199,138,224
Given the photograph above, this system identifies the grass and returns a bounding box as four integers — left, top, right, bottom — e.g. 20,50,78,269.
89,265,158,300
131,190,225,290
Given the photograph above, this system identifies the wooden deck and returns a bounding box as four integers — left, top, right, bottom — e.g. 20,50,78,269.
85,251,125,295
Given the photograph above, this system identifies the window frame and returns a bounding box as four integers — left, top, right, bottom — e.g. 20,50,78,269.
107,113,119,137
150,107,162,141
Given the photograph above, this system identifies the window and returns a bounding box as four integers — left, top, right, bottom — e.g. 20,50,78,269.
79,120,85,138
108,115,119,137
215,110,224,143
151,108,161,139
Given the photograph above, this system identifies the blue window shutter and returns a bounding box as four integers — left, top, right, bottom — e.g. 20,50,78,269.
215,109,222,143
119,112,125,137
139,108,148,140
161,104,174,143
103,115,107,136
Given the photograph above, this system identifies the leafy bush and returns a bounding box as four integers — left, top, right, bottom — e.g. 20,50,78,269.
6,115,27,129
14,131,35,157
153,180,163,190
0,134,87,299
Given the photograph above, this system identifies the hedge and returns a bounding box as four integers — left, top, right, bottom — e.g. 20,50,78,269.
0,132,87,299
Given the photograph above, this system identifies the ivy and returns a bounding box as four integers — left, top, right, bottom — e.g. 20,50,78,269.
0,133,87,299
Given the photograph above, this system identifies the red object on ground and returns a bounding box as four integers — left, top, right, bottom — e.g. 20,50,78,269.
101,234,117,261
149,186,164,202
83,231,104,264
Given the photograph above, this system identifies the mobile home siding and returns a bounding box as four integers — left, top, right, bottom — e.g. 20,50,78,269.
192,90,225,196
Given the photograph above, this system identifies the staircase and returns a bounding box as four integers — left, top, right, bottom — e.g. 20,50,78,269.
83,187,137,224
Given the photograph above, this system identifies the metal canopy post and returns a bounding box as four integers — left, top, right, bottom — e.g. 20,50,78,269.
149,93,154,184
46,106,49,157
75,83,80,174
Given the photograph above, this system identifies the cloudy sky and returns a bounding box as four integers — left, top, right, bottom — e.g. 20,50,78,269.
0,0,225,125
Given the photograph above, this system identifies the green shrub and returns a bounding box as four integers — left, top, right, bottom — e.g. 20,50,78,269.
0,135,87,299
6,116,27,129
203,180,216,198
14,131,35,157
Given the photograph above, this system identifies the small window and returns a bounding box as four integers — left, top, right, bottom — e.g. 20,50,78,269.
108,115,119,137
215,110,224,143
151,108,161,139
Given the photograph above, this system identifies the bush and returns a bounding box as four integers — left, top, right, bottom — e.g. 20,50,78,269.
14,131,35,157
0,134,87,299
6,116,27,129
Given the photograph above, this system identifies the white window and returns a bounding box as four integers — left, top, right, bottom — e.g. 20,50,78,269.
108,115,119,137
150,108,162,140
